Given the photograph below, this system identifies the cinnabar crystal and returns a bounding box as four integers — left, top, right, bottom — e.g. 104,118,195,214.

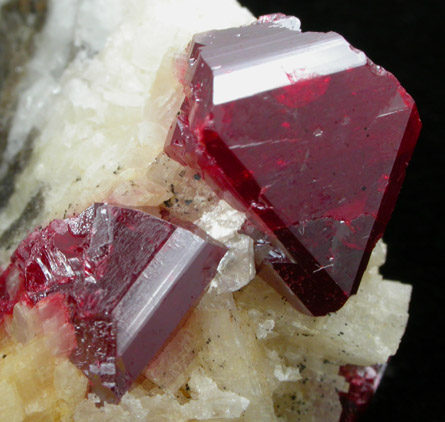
0,203,226,401
165,16,421,316
339,364,387,422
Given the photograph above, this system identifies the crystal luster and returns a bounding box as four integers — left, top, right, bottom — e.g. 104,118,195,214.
0,203,226,401
339,364,386,422
165,16,421,316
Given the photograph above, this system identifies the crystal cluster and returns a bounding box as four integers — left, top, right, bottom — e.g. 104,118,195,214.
165,15,421,316
0,203,226,401
339,364,386,421
0,1,416,421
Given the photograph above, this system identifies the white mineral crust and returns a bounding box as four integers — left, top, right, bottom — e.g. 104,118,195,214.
0,0,254,263
0,0,412,421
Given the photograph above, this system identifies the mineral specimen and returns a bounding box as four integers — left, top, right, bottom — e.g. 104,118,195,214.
0,203,226,401
0,0,415,420
165,15,421,316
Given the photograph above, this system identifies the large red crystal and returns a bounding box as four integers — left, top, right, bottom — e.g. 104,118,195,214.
165,16,421,316
0,203,226,401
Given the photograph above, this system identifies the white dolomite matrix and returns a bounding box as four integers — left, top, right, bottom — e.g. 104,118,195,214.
0,1,411,421
0,0,254,263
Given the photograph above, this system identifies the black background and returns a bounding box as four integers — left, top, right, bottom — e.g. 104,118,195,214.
239,1,444,421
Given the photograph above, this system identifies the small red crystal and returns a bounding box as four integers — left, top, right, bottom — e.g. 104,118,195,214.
339,364,387,422
0,203,226,401
165,17,421,316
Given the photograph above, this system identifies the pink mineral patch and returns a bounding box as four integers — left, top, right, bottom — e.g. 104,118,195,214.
0,203,226,402
339,364,387,421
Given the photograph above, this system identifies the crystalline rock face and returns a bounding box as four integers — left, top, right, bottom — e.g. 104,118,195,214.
165,16,421,316
0,203,226,401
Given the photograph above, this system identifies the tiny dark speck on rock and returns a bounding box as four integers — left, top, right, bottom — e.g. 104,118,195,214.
163,199,173,208
193,173,201,180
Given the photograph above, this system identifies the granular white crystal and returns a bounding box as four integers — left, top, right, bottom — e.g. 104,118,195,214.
182,369,250,420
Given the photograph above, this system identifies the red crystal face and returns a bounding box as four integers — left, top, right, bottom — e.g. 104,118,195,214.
0,203,226,401
165,18,421,316
339,364,386,422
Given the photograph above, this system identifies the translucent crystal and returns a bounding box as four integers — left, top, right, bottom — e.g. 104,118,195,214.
0,203,226,401
165,16,421,316
339,364,387,422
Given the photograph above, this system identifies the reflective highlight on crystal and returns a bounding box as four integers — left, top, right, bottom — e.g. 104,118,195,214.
339,364,387,422
165,16,421,316
0,204,226,401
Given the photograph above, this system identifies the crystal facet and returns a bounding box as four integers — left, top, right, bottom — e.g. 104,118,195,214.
0,203,226,401
339,364,386,422
165,16,421,316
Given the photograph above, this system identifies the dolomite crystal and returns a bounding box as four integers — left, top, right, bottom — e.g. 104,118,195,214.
0,203,226,401
165,15,421,316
